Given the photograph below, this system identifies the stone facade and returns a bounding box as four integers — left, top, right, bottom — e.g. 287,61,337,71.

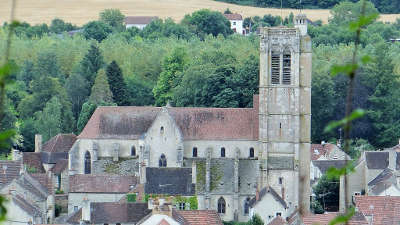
69,14,311,222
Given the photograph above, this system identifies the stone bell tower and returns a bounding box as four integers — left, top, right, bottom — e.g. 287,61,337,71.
258,14,311,215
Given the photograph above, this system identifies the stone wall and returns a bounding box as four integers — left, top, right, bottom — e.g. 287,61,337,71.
93,157,139,175
55,194,68,214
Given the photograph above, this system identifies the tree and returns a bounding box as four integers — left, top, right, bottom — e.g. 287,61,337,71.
99,9,125,31
153,47,188,106
181,9,233,38
49,18,76,33
126,76,155,106
20,118,37,152
76,102,97,133
89,69,114,105
17,60,34,87
34,97,63,142
82,21,113,42
35,51,63,80
248,214,264,225
329,0,379,26
78,43,105,88
106,61,129,106
65,72,90,119
313,174,340,212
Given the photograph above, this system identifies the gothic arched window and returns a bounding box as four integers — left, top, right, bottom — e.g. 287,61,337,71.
271,51,280,84
131,146,136,156
249,147,254,158
193,147,198,157
159,154,167,167
84,151,91,174
218,197,226,214
221,147,226,158
244,197,250,215
282,50,291,85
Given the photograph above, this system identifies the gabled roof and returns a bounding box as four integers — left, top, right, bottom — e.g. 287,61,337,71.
267,216,287,225
91,202,151,223
172,209,223,225
124,16,158,25
249,186,287,209
310,143,343,161
22,153,45,173
224,13,243,20
30,173,54,194
145,167,195,196
302,212,368,225
355,196,400,225
50,159,68,174
15,173,50,200
12,194,42,216
42,133,77,153
368,168,394,186
69,174,137,193
312,160,347,174
365,152,389,169
78,106,258,141
0,160,21,187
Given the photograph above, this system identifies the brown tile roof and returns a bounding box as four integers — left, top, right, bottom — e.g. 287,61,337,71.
42,133,77,153
268,216,287,225
50,159,68,174
0,160,21,186
355,196,400,225
69,174,137,193
66,208,82,224
302,212,368,225
30,173,54,194
78,106,258,141
173,210,223,225
91,202,151,223
310,143,339,160
22,153,45,173
224,13,243,20
12,194,42,216
124,16,158,25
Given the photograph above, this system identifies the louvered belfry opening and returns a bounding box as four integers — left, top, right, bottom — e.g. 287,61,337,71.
271,51,280,84
282,50,291,85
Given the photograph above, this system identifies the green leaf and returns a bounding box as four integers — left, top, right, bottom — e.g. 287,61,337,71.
329,207,355,225
349,13,379,31
361,55,372,65
326,161,355,179
0,129,16,149
0,62,18,83
330,64,358,77
324,109,365,133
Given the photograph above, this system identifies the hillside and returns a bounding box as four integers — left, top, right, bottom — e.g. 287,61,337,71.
1,0,400,25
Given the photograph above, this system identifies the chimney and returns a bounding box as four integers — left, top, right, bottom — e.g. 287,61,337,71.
12,149,22,161
35,134,42,152
256,189,260,201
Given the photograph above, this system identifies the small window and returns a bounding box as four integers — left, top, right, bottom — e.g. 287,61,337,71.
160,126,164,134
179,202,186,210
84,151,91,174
233,21,236,25
131,146,136,156
218,197,226,214
244,197,250,215
279,177,283,185
159,154,167,167
74,206,78,212
193,147,198,157
271,51,280,84
276,212,282,217
221,147,226,157
249,147,254,158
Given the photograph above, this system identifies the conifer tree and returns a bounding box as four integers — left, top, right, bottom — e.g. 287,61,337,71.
34,97,62,142
79,43,104,88
89,69,114,105
105,61,129,106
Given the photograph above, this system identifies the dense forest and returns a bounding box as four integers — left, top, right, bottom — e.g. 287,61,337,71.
1,1,400,156
215,0,400,14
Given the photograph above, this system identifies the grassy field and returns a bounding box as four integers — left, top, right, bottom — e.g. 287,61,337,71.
1,0,400,26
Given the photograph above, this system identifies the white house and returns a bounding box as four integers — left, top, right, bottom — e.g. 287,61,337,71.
249,187,288,224
224,13,244,35
124,16,158,30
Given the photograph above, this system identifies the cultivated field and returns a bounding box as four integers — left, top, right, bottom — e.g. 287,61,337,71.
1,0,400,26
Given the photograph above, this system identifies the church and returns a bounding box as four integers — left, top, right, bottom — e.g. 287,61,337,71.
68,14,311,223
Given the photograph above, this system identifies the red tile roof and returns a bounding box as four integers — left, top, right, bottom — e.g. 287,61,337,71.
302,212,368,225
0,160,21,186
22,153,45,173
124,16,158,25
355,196,400,225
30,173,54,194
78,106,258,141
224,13,243,20
42,133,77,153
173,210,223,225
69,174,137,193
50,159,68,174
311,143,338,160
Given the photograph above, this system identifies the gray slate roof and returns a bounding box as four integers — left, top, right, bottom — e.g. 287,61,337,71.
12,194,41,216
91,202,151,223
312,160,347,174
366,152,389,169
145,167,195,195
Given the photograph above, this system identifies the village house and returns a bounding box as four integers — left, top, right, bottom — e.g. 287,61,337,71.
68,14,312,222
68,174,137,214
223,13,244,35
124,16,158,30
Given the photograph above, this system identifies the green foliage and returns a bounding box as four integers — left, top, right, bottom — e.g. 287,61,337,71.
126,193,137,202
20,118,36,151
26,165,38,173
78,43,105,88
99,9,125,31
55,190,64,194
311,200,325,214
313,174,340,212
89,69,114,105
0,154,12,160
144,194,150,203
65,72,90,119
83,21,113,42
173,196,198,210
50,18,77,34
55,204,62,217
106,61,129,106
223,214,264,225
77,102,97,133
329,1,378,26
34,97,62,142
182,9,233,39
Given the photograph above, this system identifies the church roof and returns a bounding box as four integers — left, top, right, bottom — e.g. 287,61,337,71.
42,133,77,153
78,106,258,141
145,167,195,195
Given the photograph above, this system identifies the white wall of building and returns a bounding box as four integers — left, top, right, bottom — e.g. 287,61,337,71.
68,193,125,214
